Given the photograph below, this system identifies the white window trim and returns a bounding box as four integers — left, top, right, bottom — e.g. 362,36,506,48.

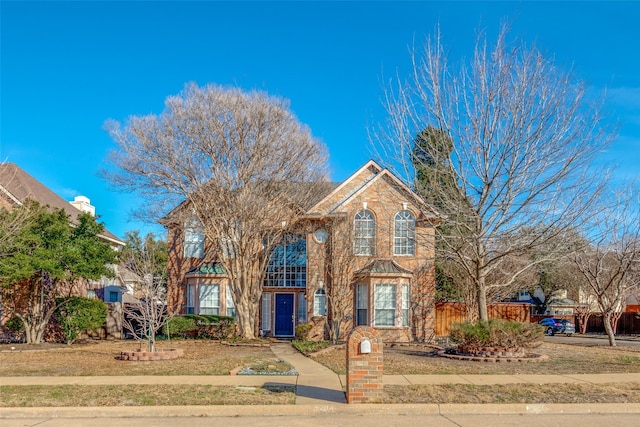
261,293,272,333
356,284,368,326
354,209,375,256
393,210,415,256
186,284,195,314
313,289,327,316
184,219,205,258
199,284,220,315
374,284,396,327
226,284,236,318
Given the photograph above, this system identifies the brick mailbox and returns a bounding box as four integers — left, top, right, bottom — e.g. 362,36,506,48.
346,326,383,403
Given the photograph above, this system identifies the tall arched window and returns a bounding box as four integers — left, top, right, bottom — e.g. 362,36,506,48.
394,210,415,255
354,209,375,255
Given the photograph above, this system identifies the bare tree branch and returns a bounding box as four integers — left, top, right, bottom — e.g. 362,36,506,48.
105,83,329,338
371,25,615,320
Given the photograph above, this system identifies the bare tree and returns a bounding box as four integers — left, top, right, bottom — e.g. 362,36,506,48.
371,25,614,321
570,188,640,346
323,217,358,344
122,277,168,352
121,235,171,352
105,83,329,339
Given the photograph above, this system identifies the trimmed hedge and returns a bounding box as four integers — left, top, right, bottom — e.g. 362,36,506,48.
55,297,108,344
163,314,236,340
449,319,543,351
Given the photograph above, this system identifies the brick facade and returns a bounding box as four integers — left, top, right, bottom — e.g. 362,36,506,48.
164,160,438,342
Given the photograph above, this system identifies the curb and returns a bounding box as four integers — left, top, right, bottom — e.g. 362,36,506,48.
2,403,640,419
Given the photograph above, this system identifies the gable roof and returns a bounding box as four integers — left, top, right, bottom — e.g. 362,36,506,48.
0,163,124,246
305,159,440,220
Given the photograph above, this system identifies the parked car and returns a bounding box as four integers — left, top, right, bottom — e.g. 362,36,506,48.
538,318,575,336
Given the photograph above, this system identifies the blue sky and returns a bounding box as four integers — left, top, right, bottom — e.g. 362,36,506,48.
2,1,639,239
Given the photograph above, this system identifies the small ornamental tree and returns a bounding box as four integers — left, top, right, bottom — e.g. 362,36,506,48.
55,297,108,344
120,231,171,352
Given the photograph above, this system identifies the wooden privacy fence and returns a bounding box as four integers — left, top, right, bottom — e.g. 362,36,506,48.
583,312,640,335
435,302,531,336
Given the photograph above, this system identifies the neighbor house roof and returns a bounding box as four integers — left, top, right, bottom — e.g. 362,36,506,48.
0,162,124,247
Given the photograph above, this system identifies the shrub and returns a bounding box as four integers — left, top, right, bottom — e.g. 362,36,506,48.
163,316,197,338
55,297,108,344
295,323,312,340
449,319,543,352
5,316,24,333
163,314,236,339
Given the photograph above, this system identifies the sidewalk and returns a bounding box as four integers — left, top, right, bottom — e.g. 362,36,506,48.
2,342,640,418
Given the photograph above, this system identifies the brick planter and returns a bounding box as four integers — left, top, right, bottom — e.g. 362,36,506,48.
456,346,526,358
119,348,184,361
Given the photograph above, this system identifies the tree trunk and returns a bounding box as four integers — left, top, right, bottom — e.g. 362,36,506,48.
603,312,617,347
236,298,258,339
24,320,46,345
477,282,489,322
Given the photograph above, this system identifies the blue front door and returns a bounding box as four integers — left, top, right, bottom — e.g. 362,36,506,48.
275,294,294,336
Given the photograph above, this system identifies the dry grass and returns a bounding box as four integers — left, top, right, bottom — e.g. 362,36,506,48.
3,338,640,406
0,340,282,376
310,342,640,375
384,382,640,404
0,384,295,407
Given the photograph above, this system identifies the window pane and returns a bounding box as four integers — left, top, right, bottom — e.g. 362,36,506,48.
402,284,410,327
186,284,195,314
226,285,236,318
354,210,375,255
199,284,220,315
314,289,326,316
356,284,368,326
265,234,307,287
394,210,415,255
374,284,396,326
184,219,205,258
261,293,272,332
298,293,307,323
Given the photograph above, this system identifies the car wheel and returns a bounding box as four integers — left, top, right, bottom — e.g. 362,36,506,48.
546,327,554,336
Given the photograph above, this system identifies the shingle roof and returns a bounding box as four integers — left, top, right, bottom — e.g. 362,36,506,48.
187,262,227,275
354,259,413,276
0,163,124,246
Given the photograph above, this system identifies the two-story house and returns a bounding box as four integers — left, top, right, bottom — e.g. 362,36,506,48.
163,160,439,342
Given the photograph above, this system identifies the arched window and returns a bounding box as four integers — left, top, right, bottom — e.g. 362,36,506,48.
313,289,326,316
264,234,307,287
394,210,415,255
354,209,375,255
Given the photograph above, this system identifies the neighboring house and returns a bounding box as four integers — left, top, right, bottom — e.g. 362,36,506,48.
162,160,439,342
626,294,640,313
0,163,126,310
545,290,575,315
